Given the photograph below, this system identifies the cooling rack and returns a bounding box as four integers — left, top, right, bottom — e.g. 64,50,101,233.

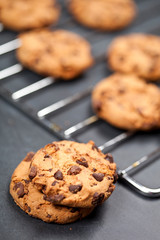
0,0,160,197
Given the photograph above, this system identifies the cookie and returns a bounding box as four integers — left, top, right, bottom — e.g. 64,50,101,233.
68,0,136,31
29,140,116,208
108,34,160,81
10,152,94,224
0,0,60,31
92,73,160,130
17,29,94,80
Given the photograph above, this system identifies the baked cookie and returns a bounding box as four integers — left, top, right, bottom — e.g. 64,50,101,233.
29,140,116,208
10,152,94,224
68,0,136,31
108,34,160,81
17,29,94,80
92,73,160,130
0,1,2,21
0,0,60,31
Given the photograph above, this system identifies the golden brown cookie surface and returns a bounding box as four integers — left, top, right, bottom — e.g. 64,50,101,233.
0,0,60,31
69,0,136,31
17,29,94,80
29,141,116,208
10,152,94,224
108,34,160,81
92,73,160,130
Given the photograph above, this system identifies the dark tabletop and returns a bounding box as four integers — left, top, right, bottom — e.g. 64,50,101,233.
0,96,160,240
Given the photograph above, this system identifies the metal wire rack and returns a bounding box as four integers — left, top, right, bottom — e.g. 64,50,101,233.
0,0,160,198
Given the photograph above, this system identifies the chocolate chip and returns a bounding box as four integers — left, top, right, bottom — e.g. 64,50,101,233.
107,176,113,180
52,143,60,151
92,173,104,182
29,166,37,179
34,58,40,65
107,185,115,193
47,214,51,218
70,208,79,213
13,182,25,198
118,88,125,94
38,174,45,177
25,203,31,212
46,47,52,54
69,184,82,194
24,152,34,162
101,91,106,96
105,153,114,163
44,154,50,158
48,168,52,172
113,172,118,184
44,194,65,203
93,168,97,172
76,157,88,168
132,64,140,72
94,101,101,112
51,181,58,186
24,179,30,184
54,170,63,180
42,185,46,191
92,144,100,152
46,143,60,152
92,192,105,206
152,53,160,58
55,194,64,202
118,56,125,62
67,166,81,175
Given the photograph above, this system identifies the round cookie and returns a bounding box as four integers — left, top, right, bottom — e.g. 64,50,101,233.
92,73,160,130
29,140,116,208
10,152,94,224
68,0,136,31
0,0,60,31
17,29,94,80
108,34,160,81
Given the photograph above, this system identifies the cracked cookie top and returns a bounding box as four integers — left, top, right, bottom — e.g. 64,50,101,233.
29,140,116,208
10,152,94,224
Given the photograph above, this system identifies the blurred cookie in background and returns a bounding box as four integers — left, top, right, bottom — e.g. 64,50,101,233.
108,34,160,81
92,73,160,130
17,29,94,80
68,0,136,31
0,0,60,31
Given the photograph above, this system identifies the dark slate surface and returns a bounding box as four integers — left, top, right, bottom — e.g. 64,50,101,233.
0,98,160,240
0,0,160,239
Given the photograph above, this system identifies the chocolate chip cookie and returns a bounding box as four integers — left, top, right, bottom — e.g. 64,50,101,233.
17,29,94,80
68,0,136,31
29,140,116,208
92,73,160,130
108,34,160,81
10,152,94,224
0,0,60,31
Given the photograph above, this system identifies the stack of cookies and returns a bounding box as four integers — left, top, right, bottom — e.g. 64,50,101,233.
10,140,117,224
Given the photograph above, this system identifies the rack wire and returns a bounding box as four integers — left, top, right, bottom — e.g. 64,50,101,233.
0,0,160,198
